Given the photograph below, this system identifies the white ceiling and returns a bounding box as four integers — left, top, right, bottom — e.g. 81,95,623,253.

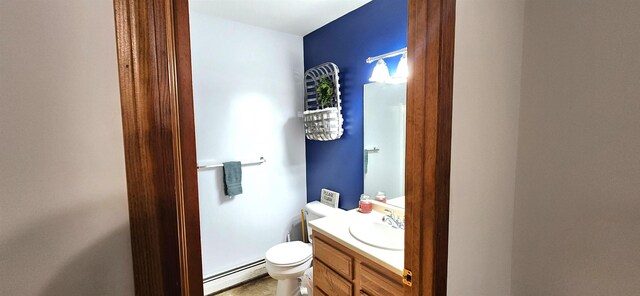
189,0,372,36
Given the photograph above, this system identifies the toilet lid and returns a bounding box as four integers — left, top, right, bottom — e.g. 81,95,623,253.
265,241,312,266
306,201,345,217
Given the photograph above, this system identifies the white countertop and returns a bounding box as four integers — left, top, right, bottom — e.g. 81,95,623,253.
387,196,405,208
308,208,404,276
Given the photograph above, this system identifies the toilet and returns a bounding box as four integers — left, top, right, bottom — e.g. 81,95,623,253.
265,201,345,296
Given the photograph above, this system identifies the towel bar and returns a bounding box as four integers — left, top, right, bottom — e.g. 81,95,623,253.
197,157,266,170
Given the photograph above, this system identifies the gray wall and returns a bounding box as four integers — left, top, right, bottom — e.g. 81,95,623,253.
0,1,134,295
448,0,525,295
512,0,640,295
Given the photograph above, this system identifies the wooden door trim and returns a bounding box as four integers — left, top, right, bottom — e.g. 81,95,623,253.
405,0,456,295
112,0,455,295
113,0,203,295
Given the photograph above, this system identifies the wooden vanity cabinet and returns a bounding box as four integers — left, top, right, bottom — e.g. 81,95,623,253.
312,232,403,296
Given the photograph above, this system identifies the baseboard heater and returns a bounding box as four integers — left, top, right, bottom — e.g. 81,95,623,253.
203,259,267,295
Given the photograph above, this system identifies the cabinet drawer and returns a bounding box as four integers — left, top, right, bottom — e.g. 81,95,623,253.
360,264,403,296
314,260,352,296
314,236,353,279
314,287,328,296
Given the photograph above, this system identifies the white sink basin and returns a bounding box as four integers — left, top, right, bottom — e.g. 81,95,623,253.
349,220,404,250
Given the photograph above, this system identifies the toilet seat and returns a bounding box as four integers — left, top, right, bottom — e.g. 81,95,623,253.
265,241,312,267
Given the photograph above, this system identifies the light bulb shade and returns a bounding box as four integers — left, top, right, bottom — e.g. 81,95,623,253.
393,53,409,80
369,59,391,82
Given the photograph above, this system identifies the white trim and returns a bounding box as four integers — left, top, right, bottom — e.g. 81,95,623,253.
203,260,268,295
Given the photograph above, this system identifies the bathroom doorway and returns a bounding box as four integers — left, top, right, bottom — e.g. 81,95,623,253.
189,1,407,293
112,0,454,295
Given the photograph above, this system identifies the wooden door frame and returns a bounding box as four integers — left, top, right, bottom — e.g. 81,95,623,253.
405,0,456,295
113,0,203,295
112,0,455,295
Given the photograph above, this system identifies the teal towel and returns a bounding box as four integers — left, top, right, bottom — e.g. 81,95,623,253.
223,161,242,196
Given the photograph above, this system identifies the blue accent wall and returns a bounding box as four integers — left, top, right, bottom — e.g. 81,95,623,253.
304,0,408,209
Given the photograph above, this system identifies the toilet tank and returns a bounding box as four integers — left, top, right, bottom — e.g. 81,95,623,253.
305,201,344,220
304,201,344,242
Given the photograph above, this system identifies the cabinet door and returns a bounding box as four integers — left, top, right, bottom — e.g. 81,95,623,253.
314,287,329,296
314,260,352,296
359,264,403,296
314,237,353,279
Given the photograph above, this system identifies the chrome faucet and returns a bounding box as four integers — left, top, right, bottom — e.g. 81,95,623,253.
382,209,405,230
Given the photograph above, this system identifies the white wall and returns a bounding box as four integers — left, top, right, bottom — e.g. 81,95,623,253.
448,0,525,295
0,1,134,295
512,1,640,295
189,6,307,277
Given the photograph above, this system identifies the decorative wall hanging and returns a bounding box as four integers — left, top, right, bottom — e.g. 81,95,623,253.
303,62,343,141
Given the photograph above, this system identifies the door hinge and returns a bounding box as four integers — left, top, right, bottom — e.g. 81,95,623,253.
403,269,413,287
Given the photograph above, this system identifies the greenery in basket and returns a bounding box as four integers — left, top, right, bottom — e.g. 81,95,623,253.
316,77,335,109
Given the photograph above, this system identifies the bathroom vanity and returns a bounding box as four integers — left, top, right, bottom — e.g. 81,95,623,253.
309,208,404,296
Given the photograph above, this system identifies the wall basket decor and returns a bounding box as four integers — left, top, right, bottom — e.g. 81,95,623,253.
303,62,344,141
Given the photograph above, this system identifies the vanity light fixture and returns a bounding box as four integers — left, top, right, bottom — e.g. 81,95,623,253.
369,59,391,82
366,47,408,83
393,53,408,80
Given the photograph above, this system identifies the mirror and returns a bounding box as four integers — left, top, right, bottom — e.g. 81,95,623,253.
363,82,407,208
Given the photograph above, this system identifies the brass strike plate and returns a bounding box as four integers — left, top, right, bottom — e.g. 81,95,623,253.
403,269,413,287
